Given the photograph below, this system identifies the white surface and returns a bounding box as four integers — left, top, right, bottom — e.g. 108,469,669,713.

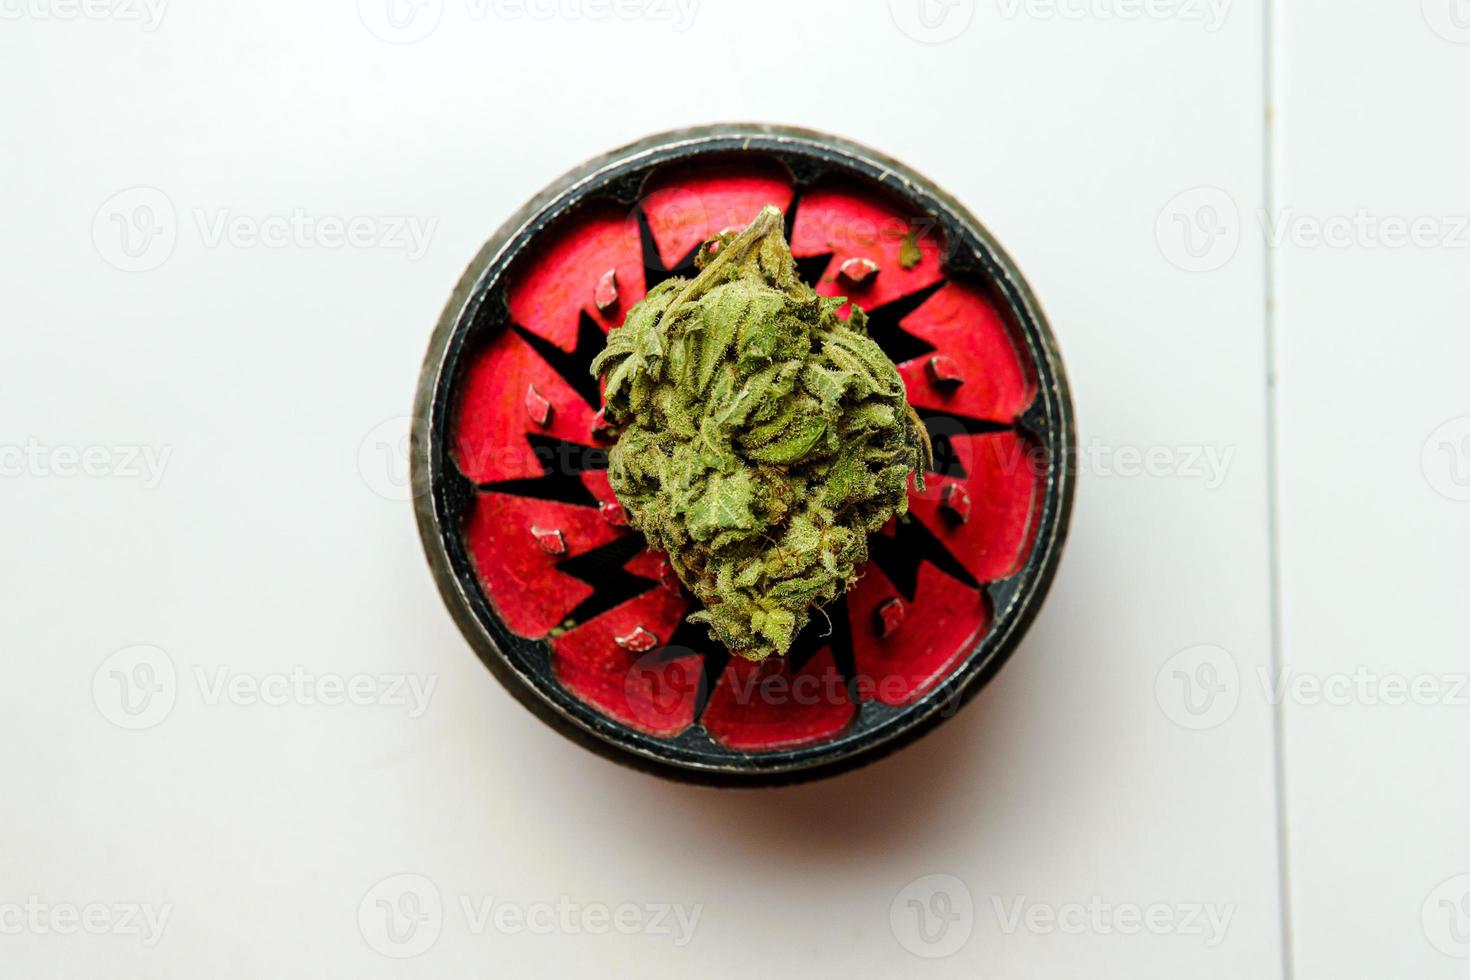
0,0,1453,976
1274,2,1470,977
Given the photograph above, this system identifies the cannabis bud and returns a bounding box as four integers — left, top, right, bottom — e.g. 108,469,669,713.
592,206,931,661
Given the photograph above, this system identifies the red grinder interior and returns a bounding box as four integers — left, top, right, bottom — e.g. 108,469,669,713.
451,157,1043,752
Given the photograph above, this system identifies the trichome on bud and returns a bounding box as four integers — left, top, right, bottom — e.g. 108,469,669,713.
591,206,931,661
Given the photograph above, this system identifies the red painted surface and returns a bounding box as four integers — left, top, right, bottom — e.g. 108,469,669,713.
790,179,946,316
453,326,603,485
849,564,995,708
896,279,1037,420
639,158,796,266
910,432,1045,586
552,579,699,737
701,649,857,751
463,495,622,638
449,160,1043,751
509,201,644,342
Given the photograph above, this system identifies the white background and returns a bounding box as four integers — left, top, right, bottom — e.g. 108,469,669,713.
2,0,1467,976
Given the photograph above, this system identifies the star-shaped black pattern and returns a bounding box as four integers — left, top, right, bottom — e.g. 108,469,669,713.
637,205,704,292
915,407,1014,481
466,192,999,725
512,313,606,411
477,433,606,508
554,533,661,631
864,280,946,366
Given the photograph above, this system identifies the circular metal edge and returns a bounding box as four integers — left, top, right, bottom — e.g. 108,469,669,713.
411,123,1076,788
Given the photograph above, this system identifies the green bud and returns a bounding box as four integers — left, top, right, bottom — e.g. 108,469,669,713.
592,206,932,661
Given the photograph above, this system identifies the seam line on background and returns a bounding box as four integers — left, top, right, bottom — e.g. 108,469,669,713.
1262,0,1295,978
